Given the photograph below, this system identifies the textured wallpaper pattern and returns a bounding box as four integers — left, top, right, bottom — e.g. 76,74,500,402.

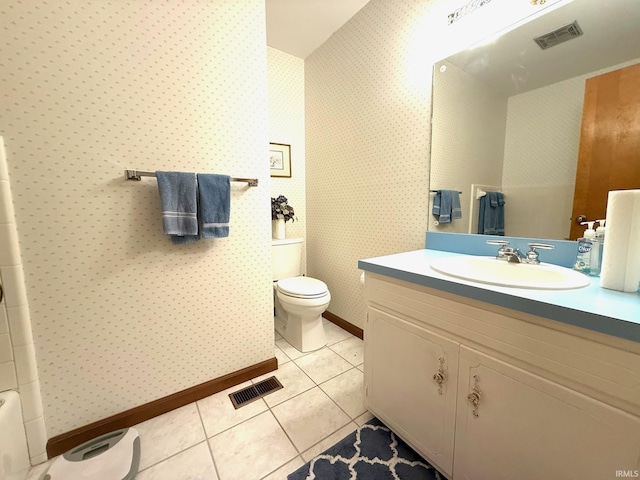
305,0,564,328
501,56,640,239
1,0,274,437
267,48,307,273
430,60,507,234
305,0,436,329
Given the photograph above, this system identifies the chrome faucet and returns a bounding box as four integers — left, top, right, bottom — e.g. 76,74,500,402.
487,240,554,264
504,247,526,263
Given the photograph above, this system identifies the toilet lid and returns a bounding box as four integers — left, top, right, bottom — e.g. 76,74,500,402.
277,277,328,298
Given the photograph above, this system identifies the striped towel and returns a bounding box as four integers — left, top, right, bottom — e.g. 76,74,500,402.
156,171,198,243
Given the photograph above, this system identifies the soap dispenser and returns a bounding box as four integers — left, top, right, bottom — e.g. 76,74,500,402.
596,219,606,244
574,221,595,274
589,219,606,277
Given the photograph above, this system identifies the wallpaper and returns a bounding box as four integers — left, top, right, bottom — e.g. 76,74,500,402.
1,0,274,438
502,56,640,239
305,0,565,328
267,48,307,273
0,0,573,453
430,60,507,234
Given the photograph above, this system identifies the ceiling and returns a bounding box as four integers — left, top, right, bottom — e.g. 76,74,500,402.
265,0,372,59
445,0,640,96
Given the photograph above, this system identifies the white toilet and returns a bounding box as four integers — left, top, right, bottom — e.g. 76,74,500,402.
272,237,330,352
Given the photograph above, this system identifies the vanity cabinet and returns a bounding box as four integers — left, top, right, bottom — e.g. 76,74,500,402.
363,273,640,480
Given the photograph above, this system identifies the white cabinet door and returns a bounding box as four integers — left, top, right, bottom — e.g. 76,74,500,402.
454,345,640,480
365,307,459,477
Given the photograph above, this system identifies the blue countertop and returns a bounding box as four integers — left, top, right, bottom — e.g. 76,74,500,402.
358,249,640,343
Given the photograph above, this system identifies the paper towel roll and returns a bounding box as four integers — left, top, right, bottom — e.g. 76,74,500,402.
600,189,640,292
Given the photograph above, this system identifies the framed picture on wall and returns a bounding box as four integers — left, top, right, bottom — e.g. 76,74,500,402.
269,143,291,178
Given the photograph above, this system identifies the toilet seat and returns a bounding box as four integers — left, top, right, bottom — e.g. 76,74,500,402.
277,276,328,299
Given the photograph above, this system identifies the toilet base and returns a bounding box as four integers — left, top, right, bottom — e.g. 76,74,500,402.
275,314,326,353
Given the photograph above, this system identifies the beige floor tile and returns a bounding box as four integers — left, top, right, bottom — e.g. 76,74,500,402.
355,411,375,426
197,381,268,438
274,344,291,365
134,403,206,471
329,336,364,366
323,320,353,345
275,338,306,360
294,347,352,384
271,387,350,452
137,442,217,480
209,411,297,480
319,368,366,419
252,361,315,407
260,456,305,480
300,421,358,462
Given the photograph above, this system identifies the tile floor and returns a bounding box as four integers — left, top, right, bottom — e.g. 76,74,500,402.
28,319,372,480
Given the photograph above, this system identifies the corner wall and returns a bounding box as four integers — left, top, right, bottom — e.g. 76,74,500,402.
304,0,566,329
1,0,274,441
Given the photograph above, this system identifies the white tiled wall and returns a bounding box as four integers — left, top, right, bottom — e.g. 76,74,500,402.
0,137,47,464
1,0,274,445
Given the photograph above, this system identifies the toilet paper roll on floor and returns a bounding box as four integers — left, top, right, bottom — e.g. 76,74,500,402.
600,189,640,293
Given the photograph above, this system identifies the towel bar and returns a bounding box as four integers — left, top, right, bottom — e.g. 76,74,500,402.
125,170,258,187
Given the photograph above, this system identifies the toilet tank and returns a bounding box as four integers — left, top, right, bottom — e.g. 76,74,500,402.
272,237,303,280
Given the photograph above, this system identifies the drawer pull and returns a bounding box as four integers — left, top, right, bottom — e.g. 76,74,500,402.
433,356,446,395
467,373,482,417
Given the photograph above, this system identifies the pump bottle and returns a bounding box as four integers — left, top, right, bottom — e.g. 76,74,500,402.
574,221,595,274
589,219,606,277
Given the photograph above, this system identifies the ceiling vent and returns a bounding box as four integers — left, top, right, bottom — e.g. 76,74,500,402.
534,20,583,50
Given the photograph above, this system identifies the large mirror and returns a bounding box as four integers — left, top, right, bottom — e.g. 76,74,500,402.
428,0,640,240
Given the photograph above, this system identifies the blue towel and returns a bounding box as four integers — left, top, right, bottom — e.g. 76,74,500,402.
432,190,462,224
156,171,199,243
197,173,230,238
478,191,505,235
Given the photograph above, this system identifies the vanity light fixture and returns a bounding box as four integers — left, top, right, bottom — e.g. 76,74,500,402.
531,0,547,4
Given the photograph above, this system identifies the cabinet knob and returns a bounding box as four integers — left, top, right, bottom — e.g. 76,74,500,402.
467,373,482,418
433,356,446,395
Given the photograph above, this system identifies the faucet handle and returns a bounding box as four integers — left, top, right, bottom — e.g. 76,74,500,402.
526,243,554,264
527,243,554,250
486,240,509,259
486,240,509,246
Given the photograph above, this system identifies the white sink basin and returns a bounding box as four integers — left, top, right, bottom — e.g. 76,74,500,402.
430,256,590,290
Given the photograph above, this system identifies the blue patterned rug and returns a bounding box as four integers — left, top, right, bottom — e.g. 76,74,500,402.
287,417,444,480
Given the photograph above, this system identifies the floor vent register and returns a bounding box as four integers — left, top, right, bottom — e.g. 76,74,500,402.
229,376,283,409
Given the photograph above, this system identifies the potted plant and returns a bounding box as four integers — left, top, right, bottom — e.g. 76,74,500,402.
271,195,295,239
